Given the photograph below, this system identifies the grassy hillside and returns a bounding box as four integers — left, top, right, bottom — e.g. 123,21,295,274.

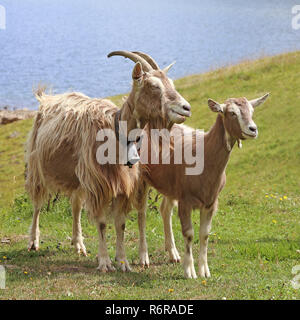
0,51,299,299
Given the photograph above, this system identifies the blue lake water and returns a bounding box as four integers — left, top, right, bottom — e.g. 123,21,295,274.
0,0,300,109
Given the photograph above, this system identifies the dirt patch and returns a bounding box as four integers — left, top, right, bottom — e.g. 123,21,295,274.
0,109,36,125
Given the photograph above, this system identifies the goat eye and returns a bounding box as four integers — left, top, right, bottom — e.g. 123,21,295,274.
231,112,236,117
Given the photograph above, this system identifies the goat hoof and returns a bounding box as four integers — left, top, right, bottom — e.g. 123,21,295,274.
199,271,211,278
139,252,150,267
184,262,197,279
184,271,198,279
97,265,116,273
168,248,181,263
72,240,87,256
28,240,39,251
141,263,149,269
199,263,211,278
186,274,198,279
77,248,87,257
97,258,115,273
116,259,132,272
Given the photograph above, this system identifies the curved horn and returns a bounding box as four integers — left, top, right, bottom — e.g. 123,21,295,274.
107,51,152,72
132,51,160,70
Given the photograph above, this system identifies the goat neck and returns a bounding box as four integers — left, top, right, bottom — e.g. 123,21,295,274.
204,114,236,176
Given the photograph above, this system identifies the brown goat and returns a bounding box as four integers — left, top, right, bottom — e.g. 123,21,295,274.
25,51,191,273
136,93,269,277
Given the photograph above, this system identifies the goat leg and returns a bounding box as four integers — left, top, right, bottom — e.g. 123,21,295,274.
28,205,41,251
178,202,197,279
71,194,87,256
137,182,150,267
114,212,131,272
198,202,216,278
96,216,115,272
160,196,180,263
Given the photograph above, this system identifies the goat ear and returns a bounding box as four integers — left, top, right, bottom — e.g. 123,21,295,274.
249,93,269,108
163,61,176,74
132,62,144,81
208,99,224,113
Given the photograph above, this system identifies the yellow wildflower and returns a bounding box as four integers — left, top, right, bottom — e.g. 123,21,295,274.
168,288,174,293
202,280,207,286
272,219,277,224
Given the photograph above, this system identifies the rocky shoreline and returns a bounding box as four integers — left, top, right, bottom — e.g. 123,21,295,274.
0,107,36,125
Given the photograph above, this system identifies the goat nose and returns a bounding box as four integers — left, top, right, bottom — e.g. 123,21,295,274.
183,104,191,112
249,125,257,132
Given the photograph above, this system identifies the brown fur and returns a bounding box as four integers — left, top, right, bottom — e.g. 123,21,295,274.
135,94,268,277
141,114,230,210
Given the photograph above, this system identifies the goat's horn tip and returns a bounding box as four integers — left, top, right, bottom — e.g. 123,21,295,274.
107,51,119,58
107,52,129,59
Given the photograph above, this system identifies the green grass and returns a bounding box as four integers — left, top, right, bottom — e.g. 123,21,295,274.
0,51,300,299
